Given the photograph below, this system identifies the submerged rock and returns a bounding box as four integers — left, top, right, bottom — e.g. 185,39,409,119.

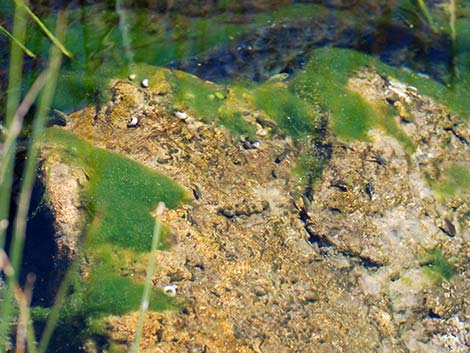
35,56,470,352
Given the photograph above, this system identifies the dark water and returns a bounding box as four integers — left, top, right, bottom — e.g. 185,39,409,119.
1,0,469,117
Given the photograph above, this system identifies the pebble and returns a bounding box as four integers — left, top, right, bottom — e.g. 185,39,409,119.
128,74,136,81
141,78,149,88
174,111,189,120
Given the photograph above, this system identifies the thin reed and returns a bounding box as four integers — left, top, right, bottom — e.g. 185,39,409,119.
0,2,69,351
130,202,166,353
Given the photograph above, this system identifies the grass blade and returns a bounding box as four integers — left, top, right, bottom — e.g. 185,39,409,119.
0,24,36,58
14,273,36,353
0,0,28,253
0,1,28,348
1,9,67,352
416,0,437,32
0,70,48,186
9,5,66,289
130,202,166,353
0,251,37,353
14,0,73,58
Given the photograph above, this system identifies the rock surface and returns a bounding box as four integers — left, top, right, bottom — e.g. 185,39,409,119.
38,64,470,352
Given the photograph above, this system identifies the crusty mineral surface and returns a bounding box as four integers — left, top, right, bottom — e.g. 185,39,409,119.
41,67,470,352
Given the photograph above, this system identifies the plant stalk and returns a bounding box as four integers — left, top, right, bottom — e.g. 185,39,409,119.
0,9,67,351
0,1,29,349
130,202,165,353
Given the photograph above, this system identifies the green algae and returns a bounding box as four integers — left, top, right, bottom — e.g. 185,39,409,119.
34,128,185,351
31,270,176,353
85,273,176,316
42,128,188,252
291,47,470,147
292,48,413,145
422,248,455,282
294,149,327,187
430,162,470,197
164,69,260,139
167,70,225,121
254,83,319,139
219,111,257,139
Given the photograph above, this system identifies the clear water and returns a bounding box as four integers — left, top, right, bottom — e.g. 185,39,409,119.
2,1,470,352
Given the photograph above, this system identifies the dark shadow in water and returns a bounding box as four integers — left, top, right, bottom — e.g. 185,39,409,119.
5,170,61,308
22,178,60,307
172,15,452,85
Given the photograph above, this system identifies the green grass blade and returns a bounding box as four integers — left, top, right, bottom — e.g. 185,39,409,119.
9,7,66,286
416,0,437,32
0,24,36,58
0,2,28,348
14,0,73,58
26,316,38,353
0,0,27,252
2,10,67,353
130,202,165,353
0,70,48,187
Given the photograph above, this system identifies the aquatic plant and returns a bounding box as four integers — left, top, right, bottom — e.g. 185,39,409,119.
254,82,318,139
429,162,470,198
422,248,455,282
0,2,69,351
32,128,187,351
1,3,186,351
42,128,188,251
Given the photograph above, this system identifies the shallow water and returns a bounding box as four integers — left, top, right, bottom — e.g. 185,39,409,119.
2,1,470,352
2,0,469,114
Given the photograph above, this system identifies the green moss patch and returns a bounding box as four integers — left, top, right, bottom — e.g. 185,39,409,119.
430,162,470,197
85,273,176,316
31,269,176,353
422,248,455,282
290,48,417,145
35,128,185,351
42,128,188,252
292,47,470,145
291,47,375,141
163,69,259,139
167,70,226,121
254,83,319,139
